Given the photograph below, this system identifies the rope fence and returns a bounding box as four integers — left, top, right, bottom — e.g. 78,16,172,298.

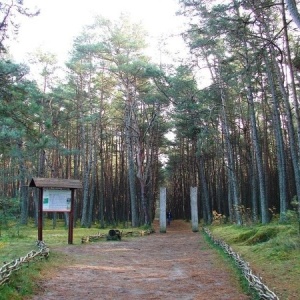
0,240,50,286
204,228,279,300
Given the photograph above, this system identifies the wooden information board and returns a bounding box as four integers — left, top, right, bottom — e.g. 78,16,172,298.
29,178,82,244
43,189,71,212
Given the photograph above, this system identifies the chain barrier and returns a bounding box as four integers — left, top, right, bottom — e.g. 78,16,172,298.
0,241,49,286
204,228,279,300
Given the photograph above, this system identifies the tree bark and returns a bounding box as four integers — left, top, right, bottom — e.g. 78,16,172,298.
17,140,28,225
125,100,138,227
286,0,300,29
246,84,269,223
218,76,242,225
264,54,288,221
198,154,212,224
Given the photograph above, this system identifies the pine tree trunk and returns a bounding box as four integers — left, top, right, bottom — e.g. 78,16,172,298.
234,0,268,223
88,149,96,227
272,53,300,221
17,140,28,225
198,154,212,224
81,147,93,227
246,84,269,223
219,79,242,225
281,2,300,217
80,111,93,227
99,138,105,228
125,102,138,227
286,0,300,29
264,54,288,221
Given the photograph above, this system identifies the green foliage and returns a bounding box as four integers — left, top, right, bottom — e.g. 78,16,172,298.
0,198,20,236
0,59,42,155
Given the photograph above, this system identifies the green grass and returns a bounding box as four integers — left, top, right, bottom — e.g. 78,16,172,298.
0,218,136,299
0,259,49,300
209,221,300,299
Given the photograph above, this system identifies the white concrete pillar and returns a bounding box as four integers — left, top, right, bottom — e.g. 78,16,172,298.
190,186,199,232
154,198,160,220
160,187,167,233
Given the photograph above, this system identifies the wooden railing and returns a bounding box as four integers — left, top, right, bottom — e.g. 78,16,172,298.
0,241,49,286
204,228,279,300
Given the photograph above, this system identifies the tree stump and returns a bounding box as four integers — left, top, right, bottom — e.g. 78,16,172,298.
106,229,122,241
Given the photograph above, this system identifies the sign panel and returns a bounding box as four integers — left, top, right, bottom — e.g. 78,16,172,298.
43,189,71,212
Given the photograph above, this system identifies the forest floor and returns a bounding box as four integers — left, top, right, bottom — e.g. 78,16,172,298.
27,220,251,300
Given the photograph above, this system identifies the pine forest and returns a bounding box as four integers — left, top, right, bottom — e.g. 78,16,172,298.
1,0,300,229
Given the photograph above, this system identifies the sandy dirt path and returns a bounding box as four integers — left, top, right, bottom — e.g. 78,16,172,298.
29,220,250,300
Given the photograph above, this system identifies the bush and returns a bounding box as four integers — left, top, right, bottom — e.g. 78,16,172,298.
0,197,21,237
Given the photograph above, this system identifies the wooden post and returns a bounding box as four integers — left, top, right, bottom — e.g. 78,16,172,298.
38,188,43,241
160,187,167,233
190,187,199,232
68,189,75,244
